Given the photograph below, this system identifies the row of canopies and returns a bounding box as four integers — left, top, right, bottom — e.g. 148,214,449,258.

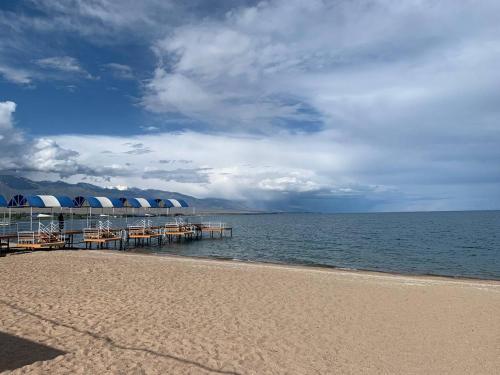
0,195,188,208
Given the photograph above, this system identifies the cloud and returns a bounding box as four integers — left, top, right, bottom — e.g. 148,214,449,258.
123,142,152,155
0,101,24,160
142,0,500,138
36,56,95,79
136,0,500,210
0,101,16,131
0,100,124,179
1,1,500,211
1,99,495,210
159,159,192,165
22,0,250,41
46,124,500,211
143,168,211,184
104,63,135,79
0,65,32,84
140,125,160,132
258,174,319,193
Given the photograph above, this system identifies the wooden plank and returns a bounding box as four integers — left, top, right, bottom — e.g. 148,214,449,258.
83,237,121,243
129,234,162,239
164,231,195,236
12,242,65,249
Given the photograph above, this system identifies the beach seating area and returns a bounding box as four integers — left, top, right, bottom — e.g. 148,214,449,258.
82,219,123,249
11,222,65,250
127,219,163,246
0,194,232,254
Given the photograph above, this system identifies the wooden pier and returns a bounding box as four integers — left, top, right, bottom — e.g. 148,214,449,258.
83,228,123,249
194,223,233,238
127,225,163,247
9,231,65,251
0,220,232,255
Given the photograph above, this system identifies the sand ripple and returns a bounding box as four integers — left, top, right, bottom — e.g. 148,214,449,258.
0,251,499,374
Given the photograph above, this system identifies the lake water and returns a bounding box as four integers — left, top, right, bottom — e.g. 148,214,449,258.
4,211,498,280
139,211,500,280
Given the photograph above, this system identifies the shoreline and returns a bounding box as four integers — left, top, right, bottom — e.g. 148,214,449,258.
4,246,500,282
124,248,500,284
5,247,500,284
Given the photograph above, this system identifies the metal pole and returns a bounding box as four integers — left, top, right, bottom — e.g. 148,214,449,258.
30,206,33,231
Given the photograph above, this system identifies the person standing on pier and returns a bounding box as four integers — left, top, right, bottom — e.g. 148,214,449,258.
58,212,65,233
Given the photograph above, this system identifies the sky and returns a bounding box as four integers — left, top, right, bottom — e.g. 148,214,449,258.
1,0,499,212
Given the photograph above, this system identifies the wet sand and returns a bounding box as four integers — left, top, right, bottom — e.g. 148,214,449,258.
0,250,499,374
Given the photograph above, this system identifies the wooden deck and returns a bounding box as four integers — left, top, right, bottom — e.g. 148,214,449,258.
128,233,163,239
195,225,233,238
11,241,65,250
83,236,123,249
0,222,232,253
163,230,195,236
84,237,122,243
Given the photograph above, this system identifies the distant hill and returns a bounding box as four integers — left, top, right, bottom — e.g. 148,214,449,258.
0,175,252,212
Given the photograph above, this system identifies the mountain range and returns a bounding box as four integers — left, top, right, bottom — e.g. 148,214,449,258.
0,175,252,212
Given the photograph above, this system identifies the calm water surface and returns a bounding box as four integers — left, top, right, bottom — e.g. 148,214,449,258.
141,211,500,280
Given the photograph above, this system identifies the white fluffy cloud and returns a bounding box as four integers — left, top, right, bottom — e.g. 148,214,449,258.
0,101,99,177
0,100,16,130
143,0,500,136
43,127,498,211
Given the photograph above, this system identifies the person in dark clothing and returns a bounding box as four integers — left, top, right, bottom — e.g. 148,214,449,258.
58,212,64,232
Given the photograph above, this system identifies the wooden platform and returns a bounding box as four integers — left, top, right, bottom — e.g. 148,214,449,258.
0,221,233,252
83,237,122,243
128,233,163,239
163,230,195,236
196,225,233,238
11,241,65,250
83,236,123,249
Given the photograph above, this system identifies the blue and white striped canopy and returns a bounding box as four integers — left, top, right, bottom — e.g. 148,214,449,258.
27,195,60,208
56,196,75,208
128,197,152,208
3,194,189,208
8,195,27,207
25,195,75,208
72,196,122,208
177,199,189,207
7,195,75,208
87,197,115,208
164,199,189,208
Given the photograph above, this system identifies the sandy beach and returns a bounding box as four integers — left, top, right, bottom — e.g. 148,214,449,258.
0,251,499,374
